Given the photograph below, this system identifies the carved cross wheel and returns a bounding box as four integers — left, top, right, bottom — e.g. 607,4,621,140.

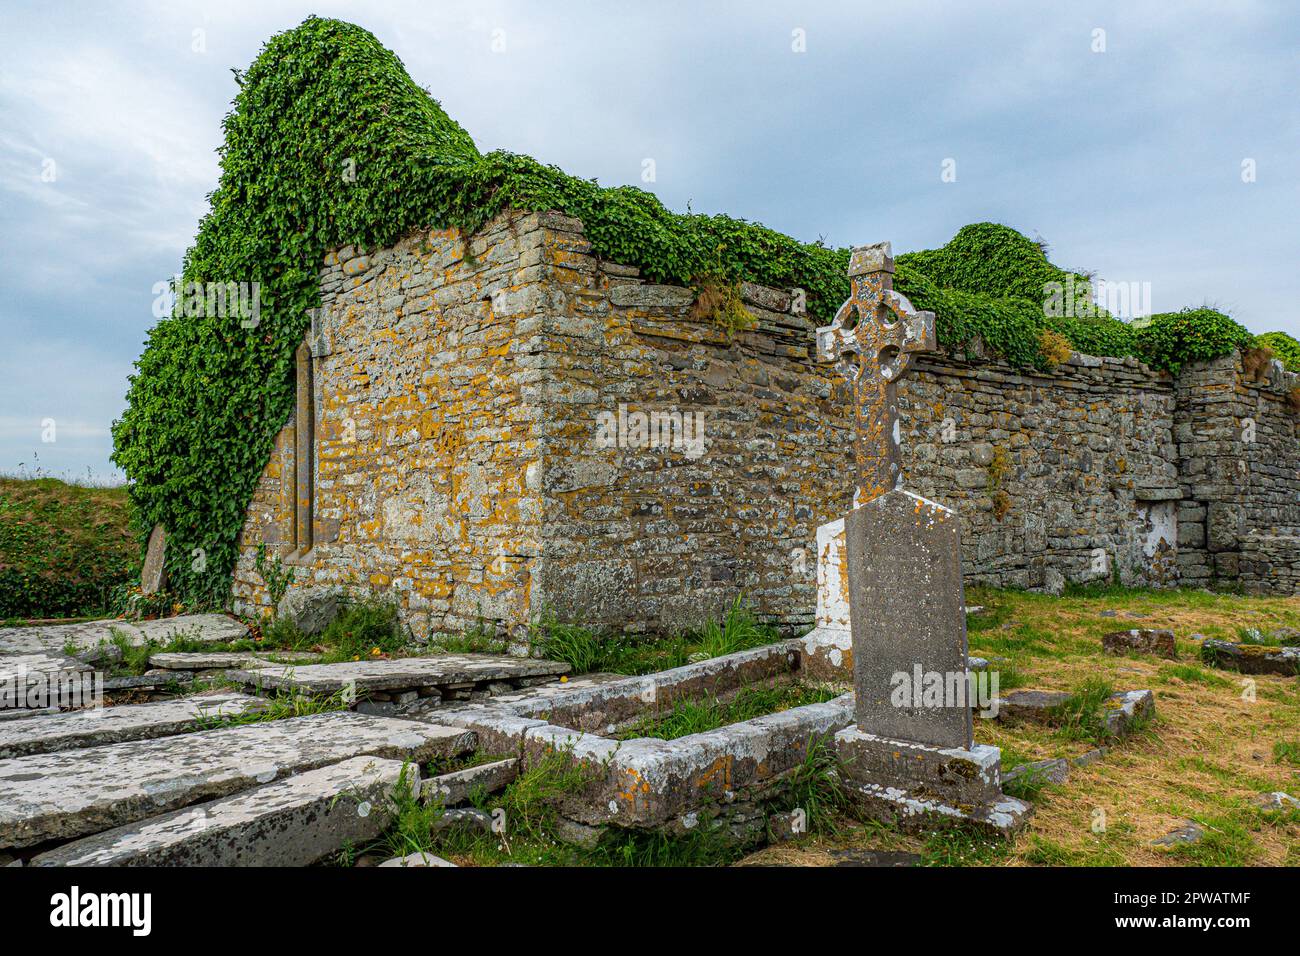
816,242,936,505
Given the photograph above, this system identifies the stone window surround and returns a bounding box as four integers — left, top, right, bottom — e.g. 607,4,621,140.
285,336,315,567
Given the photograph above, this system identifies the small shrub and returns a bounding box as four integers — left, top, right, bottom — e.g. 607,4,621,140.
1132,308,1255,375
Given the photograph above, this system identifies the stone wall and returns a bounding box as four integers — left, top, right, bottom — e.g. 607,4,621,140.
233,212,552,639
230,208,1300,643
1174,353,1300,587
899,351,1180,590
523,213,850,635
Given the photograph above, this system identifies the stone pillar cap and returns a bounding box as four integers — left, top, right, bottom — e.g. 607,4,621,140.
848,242,894,277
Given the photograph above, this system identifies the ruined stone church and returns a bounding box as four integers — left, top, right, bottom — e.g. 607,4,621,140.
230,208,1300,642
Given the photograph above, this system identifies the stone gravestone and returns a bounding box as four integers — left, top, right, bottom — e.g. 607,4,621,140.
140,524,167,595
799,243,938,680
844,491,972,748
815,242,1030,834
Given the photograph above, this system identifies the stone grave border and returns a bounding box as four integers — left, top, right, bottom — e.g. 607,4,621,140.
425,642,857,833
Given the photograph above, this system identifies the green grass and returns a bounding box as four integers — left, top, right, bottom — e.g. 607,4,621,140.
769,735,851,837
1021,834,1129,866
194,686,350,728
1238,626,1300,647
919,826,1014,866
317,597,408,662
1001,764,1062,802
692,594,775,658
527,595,783,676
370,763,445,859
0,476,135,618
432,622,509,655
1274,741,1300,766
1160,814,1261,866
528,612,604,673
616,682,840,741
1051,676,1116,745
1157,662,1233,688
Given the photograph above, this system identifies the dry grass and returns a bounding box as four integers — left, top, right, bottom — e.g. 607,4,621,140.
742,586,1300,867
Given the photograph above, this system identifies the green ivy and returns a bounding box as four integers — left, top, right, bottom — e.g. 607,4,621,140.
110,17,1276,606
1257,331,1300,372
1132,308,1258,376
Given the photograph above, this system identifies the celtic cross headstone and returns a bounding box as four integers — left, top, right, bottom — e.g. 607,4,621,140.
814,241,1029,834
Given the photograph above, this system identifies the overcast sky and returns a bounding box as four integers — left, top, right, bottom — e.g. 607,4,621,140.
2,1,1297,482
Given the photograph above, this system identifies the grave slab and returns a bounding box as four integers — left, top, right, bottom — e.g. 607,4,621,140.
149,651,321,671
1201,639,1300,676
0,653,98,711
30,756,416,867
1102,629,1177,659
140,524,167,595
845,489,974,749
422,758,518,806
378,851,457,867
0,711,475,848
834,727,1032,835
229,654,569,696
0,614,249,657
0,692,266,759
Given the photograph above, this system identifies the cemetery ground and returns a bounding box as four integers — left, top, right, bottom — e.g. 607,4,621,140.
746,585,1300,868
1,571,1297,867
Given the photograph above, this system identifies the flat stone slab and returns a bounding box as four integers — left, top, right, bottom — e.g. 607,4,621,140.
991,689,1071,721
102,673,192,693
378,851,457,867
1002,758,1070,787
1,653,101,711
31,756,417,867
1103,629,1177,659
1104,689,1155,737
229,654,570,696
0,692,266,759
149,651,321,671
0,614,248,658
422,758,518,806
1251,791,1300,810
1152,820,1204,846
0,711,475,848
1201,639,1300,676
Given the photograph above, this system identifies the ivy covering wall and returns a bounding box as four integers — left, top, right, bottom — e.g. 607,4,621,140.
112,17,1278,605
